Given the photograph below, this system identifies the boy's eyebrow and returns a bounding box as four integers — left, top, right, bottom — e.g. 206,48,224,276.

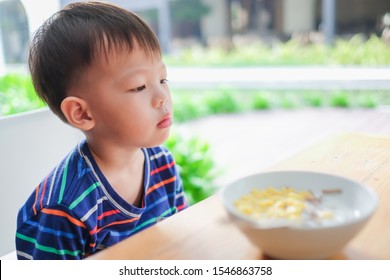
115,61,167,84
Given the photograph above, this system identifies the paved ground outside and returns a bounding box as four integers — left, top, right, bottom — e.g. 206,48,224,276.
175,107,390,186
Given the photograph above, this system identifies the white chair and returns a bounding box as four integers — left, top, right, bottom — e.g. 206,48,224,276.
0,250,17,260
0,108,83,257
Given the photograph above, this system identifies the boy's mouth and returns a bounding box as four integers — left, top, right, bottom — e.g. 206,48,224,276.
157,113,172,129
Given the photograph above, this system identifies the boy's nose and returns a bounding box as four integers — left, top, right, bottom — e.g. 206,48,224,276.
153,88,169,108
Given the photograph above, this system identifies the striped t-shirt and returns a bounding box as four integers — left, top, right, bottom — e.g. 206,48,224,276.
16,140,187,259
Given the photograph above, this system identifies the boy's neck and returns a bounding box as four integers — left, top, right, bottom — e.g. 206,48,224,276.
88,141,143,171
86,139,146,207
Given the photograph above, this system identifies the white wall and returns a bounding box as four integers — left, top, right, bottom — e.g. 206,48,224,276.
0,22,4,76
21,0,61,34
0,108,83,256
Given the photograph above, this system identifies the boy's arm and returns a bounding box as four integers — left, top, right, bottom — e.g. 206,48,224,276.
16,204,88,260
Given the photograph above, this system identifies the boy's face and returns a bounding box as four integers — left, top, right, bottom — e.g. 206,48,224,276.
74,45,172,149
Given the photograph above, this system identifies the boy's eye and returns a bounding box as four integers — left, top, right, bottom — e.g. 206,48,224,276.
130,85,146,92
160,78,168,84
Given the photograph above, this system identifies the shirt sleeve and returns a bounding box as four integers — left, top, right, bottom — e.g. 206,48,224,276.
16,204,89,260
173,163,189,211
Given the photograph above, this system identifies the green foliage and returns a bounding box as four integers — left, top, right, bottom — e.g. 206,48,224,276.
303,92,323,107
172,88,254,122
164,35,390,66
332,35,390,66
251,92,271,110
330,91,350,107
356,92,379,108
172,90,209,122
164,131,219,205
358,95,377,108
0,74,44,116
171,88,389,123
277,92,300,109
1,74,388,121
203,88,242,114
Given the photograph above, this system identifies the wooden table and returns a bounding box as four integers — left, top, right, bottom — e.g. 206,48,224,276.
87,132,390,260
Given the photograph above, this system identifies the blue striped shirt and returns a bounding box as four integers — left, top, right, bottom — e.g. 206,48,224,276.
16,140,187,259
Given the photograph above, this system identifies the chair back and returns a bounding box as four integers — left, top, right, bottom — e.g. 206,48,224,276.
0,108,83,256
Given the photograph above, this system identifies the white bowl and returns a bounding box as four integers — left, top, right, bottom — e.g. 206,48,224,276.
220,170,378,259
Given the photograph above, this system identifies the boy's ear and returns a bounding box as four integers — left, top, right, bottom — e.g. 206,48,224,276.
61,97,95,131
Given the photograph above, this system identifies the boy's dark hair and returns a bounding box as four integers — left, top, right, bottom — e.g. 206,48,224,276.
29,1,161,123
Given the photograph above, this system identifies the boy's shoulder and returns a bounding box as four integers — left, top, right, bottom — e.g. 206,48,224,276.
145,145,172,160
29,140,99,209
144,145,177,170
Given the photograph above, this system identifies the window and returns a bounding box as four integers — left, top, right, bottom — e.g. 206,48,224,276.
0,0,29,65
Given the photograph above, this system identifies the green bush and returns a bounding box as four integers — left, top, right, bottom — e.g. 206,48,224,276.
164,131,219,205
332,35,390,66
203,88,243,114
172,91,208,122
1,74,389,121
0,74,44,116
164,34,390,66
277,92,301,109
303,91,324,107
251,92,272,110
330,91,350,107
357,93,377,108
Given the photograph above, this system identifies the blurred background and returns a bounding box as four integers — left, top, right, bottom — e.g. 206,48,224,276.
1,0,390,203
1,0,390,67
2,0,390,257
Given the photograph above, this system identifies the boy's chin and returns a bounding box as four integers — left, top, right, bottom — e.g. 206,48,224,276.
147,131,171,148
